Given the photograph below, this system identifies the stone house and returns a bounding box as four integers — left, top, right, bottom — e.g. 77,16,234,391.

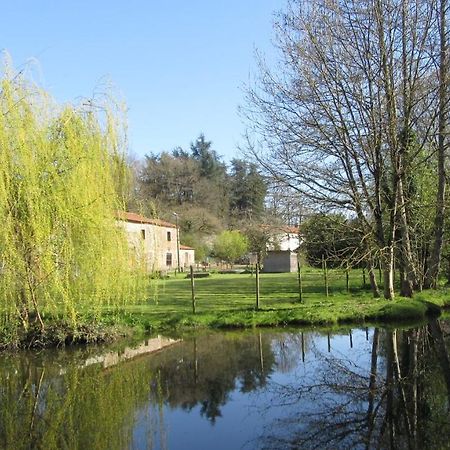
116,211,194,273
180,245,195,269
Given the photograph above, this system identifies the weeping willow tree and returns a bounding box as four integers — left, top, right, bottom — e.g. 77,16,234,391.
0,62,147,340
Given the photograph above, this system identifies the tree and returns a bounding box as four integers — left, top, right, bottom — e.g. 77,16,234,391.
0,63,144,335
244,0,444,299
190,133,227,180
229,159,267,221
213,231,249,266
425,0,449,288
138,134,230,224
242,224,273,265
300,214,361,268
139,151,199,208
265,184,310,226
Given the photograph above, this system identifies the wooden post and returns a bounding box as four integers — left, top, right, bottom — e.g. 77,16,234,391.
193,338,198,383
327,333,331,353
322,255,329,297
297,260,303,303
349,329,353,348
362,267,366,287
255,262,260,310
258,332,264,373
301,332,305,362
346,267,350,292
190,265,196,314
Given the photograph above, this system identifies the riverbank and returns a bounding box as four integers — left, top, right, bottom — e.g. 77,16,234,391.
2,271,449,349
113,271,450,333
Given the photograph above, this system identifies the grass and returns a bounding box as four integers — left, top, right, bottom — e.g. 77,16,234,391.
4,268,448,349
109,268,450,333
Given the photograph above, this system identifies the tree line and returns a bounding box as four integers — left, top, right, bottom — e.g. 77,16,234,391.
244,0,450,299
126,133,268,261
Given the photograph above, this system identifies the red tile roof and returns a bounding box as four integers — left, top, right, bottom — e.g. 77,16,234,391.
180,245,194,250
116,211,177,229
260,224,300,234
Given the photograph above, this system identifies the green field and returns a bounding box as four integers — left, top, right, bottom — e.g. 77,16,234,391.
5,268,449,349
113,268,450,333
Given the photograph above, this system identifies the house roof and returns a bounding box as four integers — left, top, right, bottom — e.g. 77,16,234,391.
260,224,300,234
281,225,300,234
116,211,177,229
180,245,194,250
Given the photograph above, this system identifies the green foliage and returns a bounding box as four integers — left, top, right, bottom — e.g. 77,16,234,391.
0,350,156,449
136,139,268,253
213,231,249,264
0,63,147,336
229,159,267,221
190,133,226,180
242,223,272,263
301,214,361,267
138,135,229,241
181,232,210,262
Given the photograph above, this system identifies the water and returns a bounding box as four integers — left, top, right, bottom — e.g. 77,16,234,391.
1,320,449,450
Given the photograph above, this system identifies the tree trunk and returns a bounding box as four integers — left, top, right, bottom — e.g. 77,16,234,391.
397,176,416,297
368,260,380,298
425,0,448,289
382,246,395,300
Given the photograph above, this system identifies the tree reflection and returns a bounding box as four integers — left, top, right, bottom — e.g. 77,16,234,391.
0,330,277,448
147,331,275,423
259,320,450,450
0,352,156,449
1,324,449,449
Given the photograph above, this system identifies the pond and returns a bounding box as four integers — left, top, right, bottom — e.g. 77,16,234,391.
1,319,449,450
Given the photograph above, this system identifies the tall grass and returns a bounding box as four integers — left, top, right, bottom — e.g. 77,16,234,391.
0,61,146,338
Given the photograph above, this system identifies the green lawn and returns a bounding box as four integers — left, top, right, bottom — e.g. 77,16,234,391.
111,268,450,333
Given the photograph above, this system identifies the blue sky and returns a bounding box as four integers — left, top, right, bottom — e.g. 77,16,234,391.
2,1,281,162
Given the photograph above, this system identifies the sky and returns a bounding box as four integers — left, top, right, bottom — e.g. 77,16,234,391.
2,1,281,162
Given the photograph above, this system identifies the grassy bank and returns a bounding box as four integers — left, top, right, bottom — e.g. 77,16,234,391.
3,269,449,349
110,269,450,333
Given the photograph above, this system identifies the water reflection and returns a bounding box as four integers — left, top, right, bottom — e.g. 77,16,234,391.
260,321,450,450
0,321,449,449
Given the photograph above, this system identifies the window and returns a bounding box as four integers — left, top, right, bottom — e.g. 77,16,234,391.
166,253,173,267
141,229,146,240
167,231,172,241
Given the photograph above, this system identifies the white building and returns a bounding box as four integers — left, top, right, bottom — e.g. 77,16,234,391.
262,225,300,273
266,225,300,251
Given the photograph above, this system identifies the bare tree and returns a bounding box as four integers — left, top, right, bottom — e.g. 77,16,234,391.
425,0,449,288
244,0,442,298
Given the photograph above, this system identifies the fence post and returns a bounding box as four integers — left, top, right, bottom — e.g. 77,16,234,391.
190,265,196,314
362,267,366,287
346,267,350,292
322,255,329,297
301,332,305,362
297,259,303,303
255,262,260,310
